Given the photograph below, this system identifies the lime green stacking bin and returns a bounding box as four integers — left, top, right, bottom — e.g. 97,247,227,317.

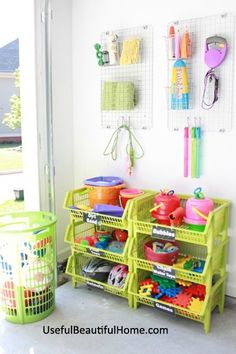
0,211,57,324
63,187,153,230
64,220,132,264
132,193,230,248
66,253,133,307
128,270,227,333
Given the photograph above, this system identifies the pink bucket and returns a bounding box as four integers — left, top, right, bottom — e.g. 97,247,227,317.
119,189,144,209
184,196,214,225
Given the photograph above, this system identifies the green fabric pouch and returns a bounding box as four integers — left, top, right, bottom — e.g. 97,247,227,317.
102,81,135,110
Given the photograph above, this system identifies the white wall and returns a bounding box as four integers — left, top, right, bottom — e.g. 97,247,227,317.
72,0,236,296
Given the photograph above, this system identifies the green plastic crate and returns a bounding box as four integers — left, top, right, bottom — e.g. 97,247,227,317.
0,211,57,324
132,193,230,250
64,187,153,230
128,269,226,333
64,220,132,264
66,253,132,306
129,234,228,284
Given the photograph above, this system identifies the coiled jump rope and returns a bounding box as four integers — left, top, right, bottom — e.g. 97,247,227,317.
103,124,144,176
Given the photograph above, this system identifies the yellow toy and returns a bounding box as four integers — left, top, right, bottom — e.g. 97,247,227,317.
176,279,192,287
139,284,153,296
175,255,192,268
188,298,203,313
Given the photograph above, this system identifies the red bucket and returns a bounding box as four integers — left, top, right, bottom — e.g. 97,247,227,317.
144,240,179,265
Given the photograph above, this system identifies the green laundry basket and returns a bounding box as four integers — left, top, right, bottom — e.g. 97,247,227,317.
0,211,57,324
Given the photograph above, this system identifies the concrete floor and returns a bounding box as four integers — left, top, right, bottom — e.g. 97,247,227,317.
0,282,236,354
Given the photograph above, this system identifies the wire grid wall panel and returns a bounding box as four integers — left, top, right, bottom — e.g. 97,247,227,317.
167,13,235,132
101,25,153,129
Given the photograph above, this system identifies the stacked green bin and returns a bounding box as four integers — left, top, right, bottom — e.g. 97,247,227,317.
63,188,152,306
0,211,57,324
128,192,230,333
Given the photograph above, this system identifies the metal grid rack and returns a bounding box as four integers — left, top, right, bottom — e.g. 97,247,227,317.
167,13,235,132
100,25,153,129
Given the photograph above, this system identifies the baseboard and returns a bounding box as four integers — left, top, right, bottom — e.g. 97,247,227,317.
226,283,236,298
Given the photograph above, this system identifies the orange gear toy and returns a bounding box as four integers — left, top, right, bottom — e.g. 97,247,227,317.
172,293,192,308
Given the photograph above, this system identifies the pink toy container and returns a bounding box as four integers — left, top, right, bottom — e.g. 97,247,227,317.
184,188,214,231
119,189,144,209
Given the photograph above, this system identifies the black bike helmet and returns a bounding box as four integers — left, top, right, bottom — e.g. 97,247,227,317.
82,258,113,282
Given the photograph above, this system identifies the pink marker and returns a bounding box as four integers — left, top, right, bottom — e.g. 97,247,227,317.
184,126,189,177
175,30,181,59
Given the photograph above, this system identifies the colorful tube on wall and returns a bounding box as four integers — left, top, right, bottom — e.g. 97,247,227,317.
171,59,189,110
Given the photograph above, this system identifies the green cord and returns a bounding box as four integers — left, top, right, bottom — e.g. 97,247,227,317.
103,124,144,166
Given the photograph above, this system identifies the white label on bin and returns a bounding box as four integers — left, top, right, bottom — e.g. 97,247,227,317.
154,302,175,315
86,248,104,257
153,264,176,280
152,226,176,240
86,281,104,290
83,212,101,225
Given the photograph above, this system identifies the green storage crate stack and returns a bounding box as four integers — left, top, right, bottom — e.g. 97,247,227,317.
63,187,151,306
128,192,230,333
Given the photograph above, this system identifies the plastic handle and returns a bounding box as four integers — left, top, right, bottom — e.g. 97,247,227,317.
167,190,175,196
149,203,163,213
194,187,204,199
192,206,208,220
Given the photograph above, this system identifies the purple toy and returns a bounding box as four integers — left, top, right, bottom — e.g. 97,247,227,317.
93,204,124,217
84,176,123,187
204,36,228,69
202,36,228,110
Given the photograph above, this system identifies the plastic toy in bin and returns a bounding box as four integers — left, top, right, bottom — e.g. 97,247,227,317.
169,207,185,227
82,258,113,282
144,240,179,265
75,235,97,247
93,204,124,217
84,176,124,187
107,264,128,288
150,190,181,225
0,281,16,309
106,241,125,254
21,259,53,292
119,188,144,208
75,229,112,249
94,230,112,249
184,187,214,231
84,176,125,208
113,229,128,242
